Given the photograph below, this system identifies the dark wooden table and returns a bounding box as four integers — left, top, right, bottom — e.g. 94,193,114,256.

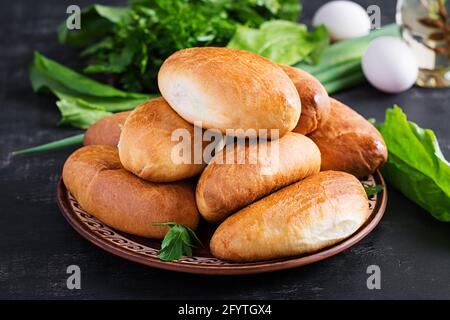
1,0,449,299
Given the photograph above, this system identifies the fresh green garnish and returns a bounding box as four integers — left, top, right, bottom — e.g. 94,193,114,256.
58,4,130,46
30,51,148,101
60,0,302,93
153,222,203,261
16,51,156,155
313,58,361,84
227,20,329,66
363,184,384,197
321,71,365,95
29,52,153,129
55,100,112,129
377,105,450,222
295,24,400,74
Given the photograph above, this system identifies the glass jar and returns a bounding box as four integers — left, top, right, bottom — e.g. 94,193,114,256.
396,0,450,87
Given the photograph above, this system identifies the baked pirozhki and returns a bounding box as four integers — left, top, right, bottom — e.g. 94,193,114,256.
62,145,199,239
279,64,331,135
158,47,301,138
118,97,206,183
83,111,130,147
57,46,388,264
210,171,369,262
196,133,321,224
308,98,387,178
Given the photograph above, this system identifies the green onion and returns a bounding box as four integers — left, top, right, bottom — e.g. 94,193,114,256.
294,24,400,94
296,24,400,75
322,71,366,94
12,133,84,156
313,59,361,84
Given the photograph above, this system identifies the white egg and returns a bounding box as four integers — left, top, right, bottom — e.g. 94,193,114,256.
313,1,371,41
362,37,418,93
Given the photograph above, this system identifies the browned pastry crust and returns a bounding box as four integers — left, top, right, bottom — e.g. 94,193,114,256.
62,145,199,239
158,47,301,138
196,132,321,224
118,97,206,183
308,98,387,178
83,112,130,147
210,171,369,262
280,64,331,135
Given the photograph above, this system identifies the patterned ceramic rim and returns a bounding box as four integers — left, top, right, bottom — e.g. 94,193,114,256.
56,171,387,275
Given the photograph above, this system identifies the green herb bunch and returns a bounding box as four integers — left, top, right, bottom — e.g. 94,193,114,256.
60,0,301,93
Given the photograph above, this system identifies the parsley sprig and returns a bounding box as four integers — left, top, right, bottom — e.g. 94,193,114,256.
153,222,203,261
362,184,384,197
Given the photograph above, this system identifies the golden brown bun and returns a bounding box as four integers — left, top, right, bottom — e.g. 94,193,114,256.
279,65,330,135
62,145,199,239
308,98,387,178
118,97,206,183
210,171,369,262
158,47,301,138
83,112,130,147
196,133,321,224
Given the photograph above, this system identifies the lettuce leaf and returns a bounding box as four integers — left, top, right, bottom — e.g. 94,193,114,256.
227,20,329,65
377,105,450,222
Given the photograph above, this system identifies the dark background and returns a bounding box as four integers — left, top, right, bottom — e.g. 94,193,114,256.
1,0,449,299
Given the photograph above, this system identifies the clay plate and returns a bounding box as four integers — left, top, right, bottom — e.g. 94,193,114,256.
56,171,387,275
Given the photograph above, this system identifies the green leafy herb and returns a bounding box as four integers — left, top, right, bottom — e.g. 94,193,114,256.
153,222,203,261
363,184,384,197
30,51,149,100
56,100,112,129
29,52,153,128
227,20,329,65
58,4,130,46
377,105,450,222
60,0,302,93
